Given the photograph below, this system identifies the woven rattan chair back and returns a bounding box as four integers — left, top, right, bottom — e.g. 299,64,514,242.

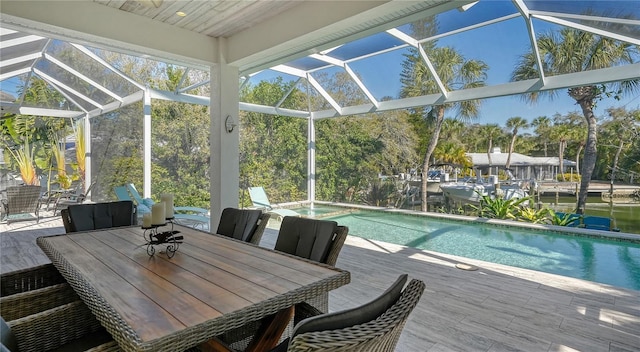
250,212,271,245
3,185,41,224
0,264,65,296
288,278,425,352
1,265,118,352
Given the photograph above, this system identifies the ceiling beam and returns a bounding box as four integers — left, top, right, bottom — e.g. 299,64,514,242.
0,0,216,69
307,63,640,119
230,0,462,75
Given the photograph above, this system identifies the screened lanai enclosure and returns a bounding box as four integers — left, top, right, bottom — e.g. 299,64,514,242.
1,0,639,224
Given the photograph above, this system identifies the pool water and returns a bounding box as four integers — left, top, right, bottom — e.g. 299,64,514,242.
317,210,640,291
292,205,351,217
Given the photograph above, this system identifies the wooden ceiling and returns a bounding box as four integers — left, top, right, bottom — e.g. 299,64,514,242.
93,0,304,38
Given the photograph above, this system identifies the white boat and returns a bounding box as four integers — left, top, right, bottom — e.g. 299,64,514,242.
439,178,528,205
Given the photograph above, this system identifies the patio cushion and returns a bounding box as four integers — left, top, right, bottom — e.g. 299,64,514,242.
292,274,408,337
275,217,338,263
68,205,96,231
217,208,262,242
0,317,18,352
66,201,136,233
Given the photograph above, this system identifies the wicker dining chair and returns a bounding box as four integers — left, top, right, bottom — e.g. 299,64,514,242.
210,274,425,352
274,216,349,313
216,208,271,245
216,218,349,351
61,200,137,233
284,275,426,352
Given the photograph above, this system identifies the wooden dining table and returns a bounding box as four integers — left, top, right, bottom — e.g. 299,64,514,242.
36,224,350,352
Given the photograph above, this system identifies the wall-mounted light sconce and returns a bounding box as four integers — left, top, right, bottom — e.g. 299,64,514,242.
225,115,237,133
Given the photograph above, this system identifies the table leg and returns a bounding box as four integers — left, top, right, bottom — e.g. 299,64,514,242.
199,306,293,352
245,306,294,352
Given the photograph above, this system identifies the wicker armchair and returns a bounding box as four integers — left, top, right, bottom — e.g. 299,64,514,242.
0,264,65,296
1,272,119,352
0,283,78,321
1,185,41,224
1,302,116,352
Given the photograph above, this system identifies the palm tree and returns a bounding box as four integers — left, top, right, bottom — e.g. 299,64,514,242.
567,120,587,175
512,27,639,214
504,117,529,171
550,124,570,180
401,45,488,212
440,119,466,142
479,124,502,175
434,141,472,171
531,116,551,156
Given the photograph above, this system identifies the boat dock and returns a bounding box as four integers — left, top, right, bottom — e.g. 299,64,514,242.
535,180,640,198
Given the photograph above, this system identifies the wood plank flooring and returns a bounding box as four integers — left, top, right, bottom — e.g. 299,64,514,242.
2,217,639,352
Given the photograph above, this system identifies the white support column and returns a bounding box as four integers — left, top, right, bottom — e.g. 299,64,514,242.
210,37,240,231
84,113,91,195
143,88,152,198
307,117,316,204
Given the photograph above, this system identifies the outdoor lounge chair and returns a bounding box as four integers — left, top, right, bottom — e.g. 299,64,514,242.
52,182,95,215
216,208,270,245
211,274,425,352
582,215,620,232
1,185,41,224
122,183,210,228
248,187,299,221
114,184,153,214
114,185,135,201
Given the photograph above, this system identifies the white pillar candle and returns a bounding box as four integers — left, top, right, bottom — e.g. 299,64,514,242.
151,202,166,225
161,194,174,219
142,213,152,228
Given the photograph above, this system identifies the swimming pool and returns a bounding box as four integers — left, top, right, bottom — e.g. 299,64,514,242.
298,206,640,291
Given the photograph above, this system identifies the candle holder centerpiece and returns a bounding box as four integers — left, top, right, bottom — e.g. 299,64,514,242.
141,196,182,258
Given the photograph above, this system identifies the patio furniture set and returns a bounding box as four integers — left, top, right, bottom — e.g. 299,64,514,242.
1,201,425,352
1,183,95,225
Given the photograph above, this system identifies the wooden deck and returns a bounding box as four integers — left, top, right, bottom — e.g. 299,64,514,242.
2,216,639,352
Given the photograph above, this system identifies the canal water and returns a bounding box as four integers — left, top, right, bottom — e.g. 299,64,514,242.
541,195,638,234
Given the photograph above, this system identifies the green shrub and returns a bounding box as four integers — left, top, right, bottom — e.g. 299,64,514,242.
556,173,581,182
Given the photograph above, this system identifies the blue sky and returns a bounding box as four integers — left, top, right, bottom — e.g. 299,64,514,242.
252,0,639,130
343,1,640,130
